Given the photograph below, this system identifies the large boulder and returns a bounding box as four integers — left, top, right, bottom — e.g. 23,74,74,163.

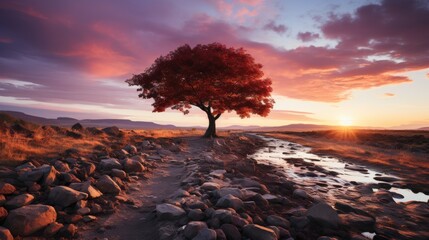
242,224,277,240
95,175,121,195
5,193,34,209
122,158,145,173
48,186,88,207
69,181,103,199
18,165,58,186
307,203,340,228
102,126,121,136
99,158,122,171
4,204,57,236
156,203,185,220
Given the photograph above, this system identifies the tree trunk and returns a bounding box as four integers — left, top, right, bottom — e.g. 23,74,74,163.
203,113,217,138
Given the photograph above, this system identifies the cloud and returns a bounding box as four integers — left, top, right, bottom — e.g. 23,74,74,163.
0,0,428,110
297,31,320,42
263,21,287,34
268,110,319,122
384,93,395,97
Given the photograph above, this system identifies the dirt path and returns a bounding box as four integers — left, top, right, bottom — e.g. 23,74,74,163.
80,144,197,239
80,137,214,240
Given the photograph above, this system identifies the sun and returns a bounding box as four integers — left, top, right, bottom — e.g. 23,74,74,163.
339,116,353,126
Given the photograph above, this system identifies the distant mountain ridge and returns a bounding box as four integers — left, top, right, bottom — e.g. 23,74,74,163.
0,111,177,129
419,127,429,131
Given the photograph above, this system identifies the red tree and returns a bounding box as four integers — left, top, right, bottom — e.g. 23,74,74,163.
126,43,274,137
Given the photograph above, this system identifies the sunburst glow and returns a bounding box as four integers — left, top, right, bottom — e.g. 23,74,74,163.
339,116,353,126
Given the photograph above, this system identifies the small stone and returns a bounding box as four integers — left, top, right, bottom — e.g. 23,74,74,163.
70,181,103,199
193,228,217,240
243,224,277,240
293,189,309,199
5,193,34,209
184,221,207,239
188,209,205,221
266,215,290,228
99,158,122,171
0,183,15,195
95,175,121,195
48,186,88,207
77,207,91,215
43,222,63,237
122,158,145,173
83,215,97,222
58,224,77,238
156,203,185,220
0,195,5,206
216,194,243,210
0,226,13,240
201,182,220,191
0,207,8,221
220,224,241,240
111,169,127,179
307,202,340,228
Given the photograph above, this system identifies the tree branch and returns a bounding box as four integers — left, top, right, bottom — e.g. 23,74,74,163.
214,113,221,120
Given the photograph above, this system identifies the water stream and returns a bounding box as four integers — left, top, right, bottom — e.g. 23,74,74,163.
250,134,429,203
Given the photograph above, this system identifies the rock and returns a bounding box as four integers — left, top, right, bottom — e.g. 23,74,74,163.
70,181,103,199
374,190,394,203
266,215,290,228
95,175,121,195
39,165,59,186
0,195,5,206
215,188,244,199
184,221,207,239
373,176,399,182
43,222,63,237
193,228,217,240
111,169,127,179
156,203,185,220
49,186,88,207
215,229,227,240
71,123,83,131
77,207,91,215
242,224,277,240
102,126,121,136
220,224,241,240
339,213,375,232
123,144,137,154
201,182,220,191
216,194,243,210
99,158,122,171
188,209,206,221
293,189,309,199
54,161,70,172
4,204,57,236
262,193,283,203
5,193,34,209
58,224,77,238
0,207,7,221
290,216,309,229
307,203,340,228
0,227,13,240
248,194,269,208
212,209,235,222
60,172,81,183
83,215,97,222
210,169,226,179
122,158,145,173
0,183,15,195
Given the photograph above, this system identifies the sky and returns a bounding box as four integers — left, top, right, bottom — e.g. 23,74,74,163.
0,0,428,128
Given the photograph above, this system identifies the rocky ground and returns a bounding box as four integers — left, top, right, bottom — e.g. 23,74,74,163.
0,132,428,239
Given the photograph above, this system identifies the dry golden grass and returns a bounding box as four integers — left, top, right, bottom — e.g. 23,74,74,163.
0,127,231,166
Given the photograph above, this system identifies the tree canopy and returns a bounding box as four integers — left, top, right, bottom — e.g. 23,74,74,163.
126,42,274,137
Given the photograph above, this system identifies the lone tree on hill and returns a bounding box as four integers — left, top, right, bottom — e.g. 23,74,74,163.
126,43,274,137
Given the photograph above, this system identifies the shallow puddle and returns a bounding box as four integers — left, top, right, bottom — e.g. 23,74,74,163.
250,134,429,203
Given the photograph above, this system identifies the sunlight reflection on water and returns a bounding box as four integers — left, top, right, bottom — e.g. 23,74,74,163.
250,134,429,203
